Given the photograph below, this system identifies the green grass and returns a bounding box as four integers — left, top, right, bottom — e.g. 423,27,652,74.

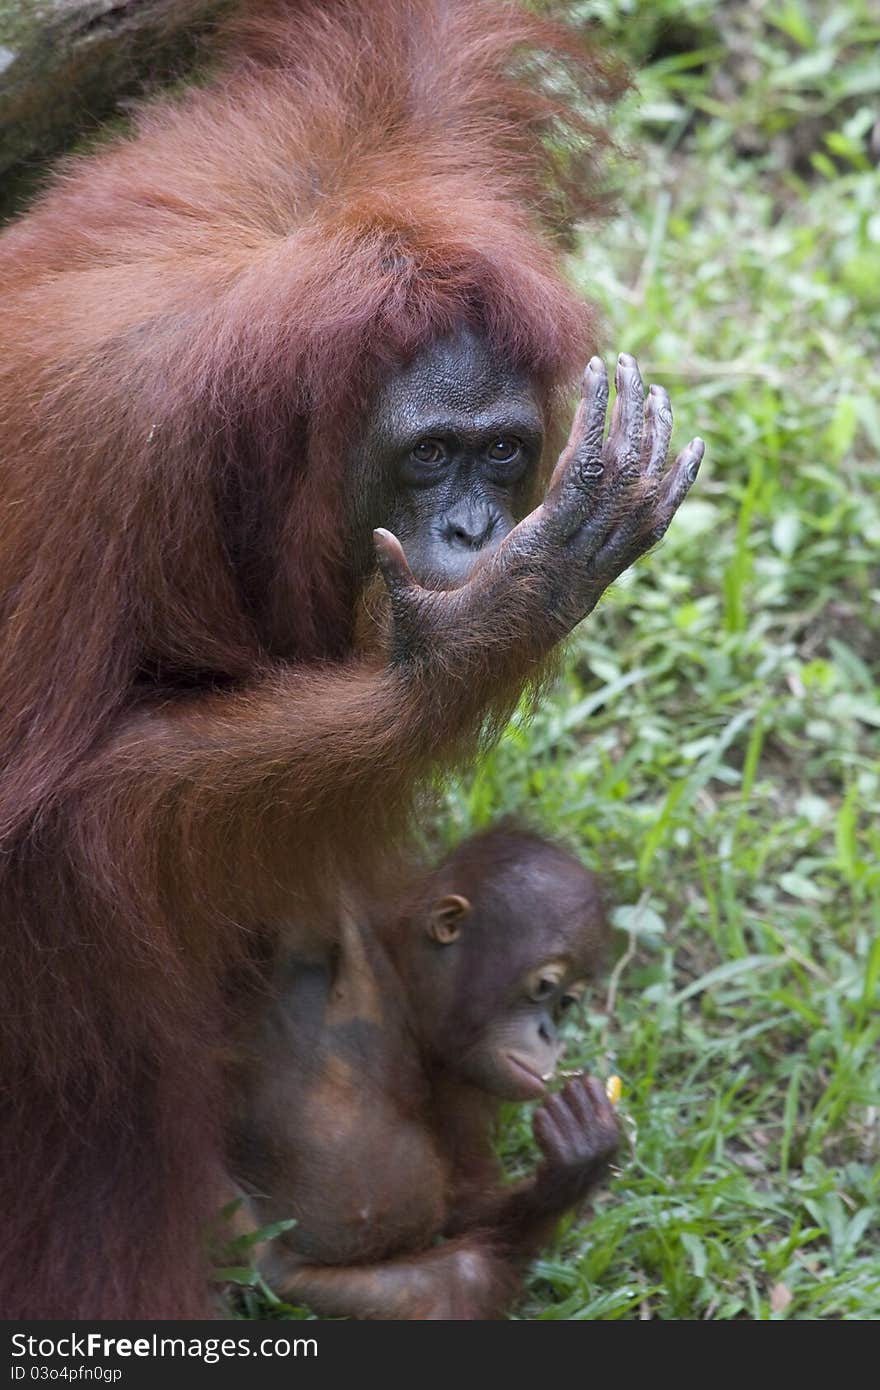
435,0,880,1320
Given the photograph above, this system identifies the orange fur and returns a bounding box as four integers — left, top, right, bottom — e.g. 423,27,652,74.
0,0,621,1318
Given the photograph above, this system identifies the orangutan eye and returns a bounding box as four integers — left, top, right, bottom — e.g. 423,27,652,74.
525,961,566,1004
486,438,521,463
529,975,558,1003
411,439,446,465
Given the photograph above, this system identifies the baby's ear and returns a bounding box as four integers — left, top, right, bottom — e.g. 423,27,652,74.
426,894,470,945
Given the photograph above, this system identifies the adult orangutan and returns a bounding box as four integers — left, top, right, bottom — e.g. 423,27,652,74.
0,0,702,1318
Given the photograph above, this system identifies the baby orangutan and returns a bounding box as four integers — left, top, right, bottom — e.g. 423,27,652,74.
228,827,619,1319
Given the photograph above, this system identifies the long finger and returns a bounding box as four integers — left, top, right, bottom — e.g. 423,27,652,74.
544,357,610,538
653,437,705,536
548,357,609,492
604,353,645,477
563,1076,598,1129
533,1105,571,1163
640,384,673,476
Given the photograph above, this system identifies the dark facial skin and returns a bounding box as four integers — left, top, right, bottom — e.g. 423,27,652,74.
351,329,544,588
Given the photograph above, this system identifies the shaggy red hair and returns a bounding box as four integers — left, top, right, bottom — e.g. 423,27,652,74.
0,0,621,1318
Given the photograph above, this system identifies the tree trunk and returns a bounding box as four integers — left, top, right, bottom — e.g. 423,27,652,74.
0,0,225,217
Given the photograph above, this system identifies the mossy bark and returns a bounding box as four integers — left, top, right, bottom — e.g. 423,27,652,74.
0,0,226,217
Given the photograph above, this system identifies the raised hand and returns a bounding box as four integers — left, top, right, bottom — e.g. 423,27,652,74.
529,353,704,637
374,354,703,670
532,1073,620,1209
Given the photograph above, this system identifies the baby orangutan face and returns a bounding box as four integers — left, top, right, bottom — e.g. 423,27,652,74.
401,829,607,1100
455,952,589,1101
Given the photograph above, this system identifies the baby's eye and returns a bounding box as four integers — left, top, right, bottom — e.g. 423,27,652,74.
530,976,557,1003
